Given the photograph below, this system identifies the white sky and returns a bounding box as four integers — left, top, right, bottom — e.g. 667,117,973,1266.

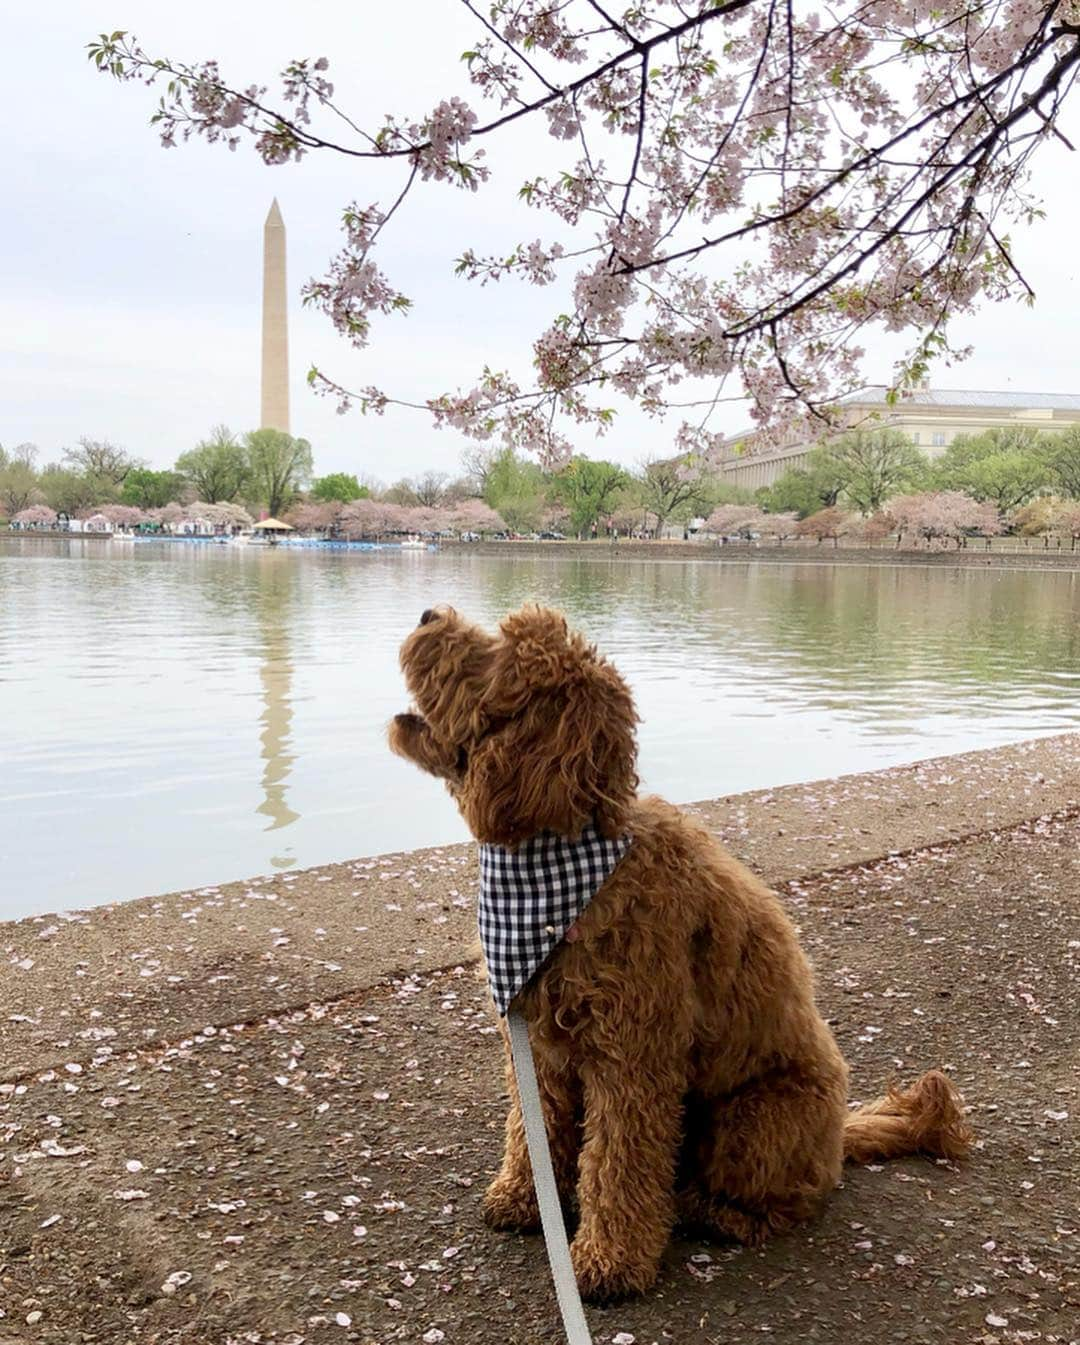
5,2,1080,481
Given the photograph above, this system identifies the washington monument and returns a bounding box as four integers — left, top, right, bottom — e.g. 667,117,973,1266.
261,199,290,433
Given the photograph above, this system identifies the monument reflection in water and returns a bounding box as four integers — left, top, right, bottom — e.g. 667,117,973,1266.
252,558,299,864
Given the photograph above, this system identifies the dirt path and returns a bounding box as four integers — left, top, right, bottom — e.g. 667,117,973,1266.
1,739,1078,1344
3,734,1078,1080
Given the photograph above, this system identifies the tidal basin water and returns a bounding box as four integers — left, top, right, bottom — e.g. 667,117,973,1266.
3,537,1080,918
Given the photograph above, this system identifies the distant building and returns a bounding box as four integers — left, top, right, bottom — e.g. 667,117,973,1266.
715,386,1080,490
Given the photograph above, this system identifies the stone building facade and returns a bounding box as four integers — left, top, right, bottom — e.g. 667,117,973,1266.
715,387,1080,490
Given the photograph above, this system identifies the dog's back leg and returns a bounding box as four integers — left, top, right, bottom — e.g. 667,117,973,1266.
678,1068,847,1246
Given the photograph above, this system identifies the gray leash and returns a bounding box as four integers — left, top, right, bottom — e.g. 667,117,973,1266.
507,1006,593,1345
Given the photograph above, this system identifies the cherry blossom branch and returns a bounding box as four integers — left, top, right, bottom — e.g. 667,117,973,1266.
459,0,561,99
729,34,1080,340
617,27,1074,281
90,3,1080,465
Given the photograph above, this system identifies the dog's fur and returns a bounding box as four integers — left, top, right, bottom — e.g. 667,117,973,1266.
389,603,972,1302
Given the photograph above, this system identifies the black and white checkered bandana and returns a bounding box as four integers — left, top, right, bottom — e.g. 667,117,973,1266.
478,821,632,1016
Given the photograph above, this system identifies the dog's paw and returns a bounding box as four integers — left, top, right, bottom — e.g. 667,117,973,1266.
571,1238,657,1304
481,1179,540,1234
392,710,425,733
387,711,425,758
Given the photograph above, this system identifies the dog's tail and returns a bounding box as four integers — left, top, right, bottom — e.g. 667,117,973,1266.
843,1070,972,1164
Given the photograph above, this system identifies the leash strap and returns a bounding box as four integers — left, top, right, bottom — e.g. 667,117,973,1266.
507,1006,593,1345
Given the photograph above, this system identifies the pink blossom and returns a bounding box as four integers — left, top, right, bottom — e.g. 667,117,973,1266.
91,504,147,528
338,498,410,539
444,498,504,535
286,501,341,533
184,501,253,531
885,492,1001,548
794,507,852,545
12,505,57,527
545,99,580,141
705,505,765,538
756,511,800,543
150,502,187,527
408,98,488,190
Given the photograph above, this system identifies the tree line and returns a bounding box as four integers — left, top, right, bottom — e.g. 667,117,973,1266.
0,430,752,538
757,426,1080,520
7,422,1080,546
0,428,321,522
463,445,752,539
704,426,1080,550
461,425,1080,542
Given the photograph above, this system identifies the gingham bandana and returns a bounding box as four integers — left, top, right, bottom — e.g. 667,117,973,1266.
478,822,632,1016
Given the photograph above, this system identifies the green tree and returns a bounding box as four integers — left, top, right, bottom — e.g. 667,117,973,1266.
483,447,547,533
758,461,842,518
636,455,713,533
936,430,1054,508
38,466,105,516
955,451,1047,513
810,429,929,515
935,426,1046,474
697,475,755,513
311,472,368,503
1041,426,1080,499
244,428,313,516
176,426,249,503
931,428,1048,511
120,467,187,508
0,444,39,518
607,482,650,534
552,457,630,537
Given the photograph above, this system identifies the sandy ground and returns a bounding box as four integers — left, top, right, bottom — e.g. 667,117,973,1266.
1,735,1078,1344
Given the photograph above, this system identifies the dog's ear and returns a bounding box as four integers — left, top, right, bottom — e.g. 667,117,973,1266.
458,605,638,845
494,605,580,694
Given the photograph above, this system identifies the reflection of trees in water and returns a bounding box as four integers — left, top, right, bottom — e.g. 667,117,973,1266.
476,556,702,627
741,566,1080,690
448,557,1080,722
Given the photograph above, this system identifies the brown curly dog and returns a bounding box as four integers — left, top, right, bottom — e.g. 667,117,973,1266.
389,603,972,1303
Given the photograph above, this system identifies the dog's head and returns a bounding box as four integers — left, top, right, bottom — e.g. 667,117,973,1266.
394,604,638,845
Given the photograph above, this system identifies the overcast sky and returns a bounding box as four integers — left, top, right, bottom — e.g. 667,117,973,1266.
5,3,1080,482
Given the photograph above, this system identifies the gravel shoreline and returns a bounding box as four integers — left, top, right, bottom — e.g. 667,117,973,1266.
2,734,1078,1343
